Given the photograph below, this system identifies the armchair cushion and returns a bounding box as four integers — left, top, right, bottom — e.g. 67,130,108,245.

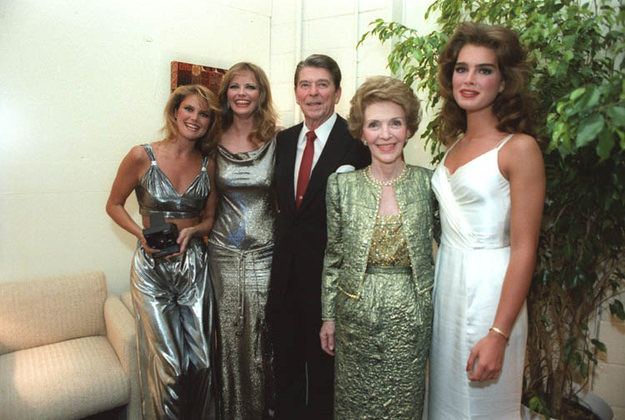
0,271,107,355
0,336,129,419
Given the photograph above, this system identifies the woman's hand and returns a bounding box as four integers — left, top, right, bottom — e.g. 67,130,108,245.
139,235,161,255
320,321,336,356
175,225,198,255
466,331,507,381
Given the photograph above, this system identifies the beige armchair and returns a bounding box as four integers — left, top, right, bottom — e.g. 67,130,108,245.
0,271,140,419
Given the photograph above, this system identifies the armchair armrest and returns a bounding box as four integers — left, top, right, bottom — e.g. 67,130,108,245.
104,294,141,419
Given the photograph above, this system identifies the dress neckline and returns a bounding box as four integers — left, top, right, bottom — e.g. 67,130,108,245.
217,138,273,162
442,134,514,177
143,144,206,197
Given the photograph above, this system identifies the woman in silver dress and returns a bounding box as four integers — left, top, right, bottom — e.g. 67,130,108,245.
203,62,278,420
319,76,435,419
106,84,219,419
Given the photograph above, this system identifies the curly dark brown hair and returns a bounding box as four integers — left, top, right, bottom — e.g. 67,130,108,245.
437,22,536,145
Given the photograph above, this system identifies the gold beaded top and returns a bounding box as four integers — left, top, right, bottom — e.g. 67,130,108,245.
367,214,410,266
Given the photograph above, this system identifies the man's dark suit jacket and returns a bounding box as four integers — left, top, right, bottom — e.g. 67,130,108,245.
269,115,370,314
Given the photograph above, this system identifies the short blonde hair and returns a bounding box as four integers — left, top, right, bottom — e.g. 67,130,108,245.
348,76,421,139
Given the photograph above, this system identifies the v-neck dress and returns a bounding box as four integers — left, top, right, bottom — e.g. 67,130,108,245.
130,143,217,419
428,135,528,419
135,143,211,219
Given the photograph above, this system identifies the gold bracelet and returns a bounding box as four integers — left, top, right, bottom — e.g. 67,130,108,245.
489,326,509,341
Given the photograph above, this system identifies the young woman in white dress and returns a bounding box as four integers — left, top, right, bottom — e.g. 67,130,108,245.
428,22,545,419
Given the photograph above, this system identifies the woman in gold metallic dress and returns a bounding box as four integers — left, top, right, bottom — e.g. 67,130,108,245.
319,76,435,419
203,62,278,419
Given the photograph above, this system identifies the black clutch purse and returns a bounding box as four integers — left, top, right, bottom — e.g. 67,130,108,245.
142,213,180,258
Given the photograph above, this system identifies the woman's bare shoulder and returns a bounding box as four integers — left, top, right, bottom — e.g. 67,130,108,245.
502,133,542,159
500,133,544,180
119,144,151,173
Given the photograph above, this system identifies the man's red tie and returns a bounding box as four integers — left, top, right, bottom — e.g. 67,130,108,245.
296,130,316,209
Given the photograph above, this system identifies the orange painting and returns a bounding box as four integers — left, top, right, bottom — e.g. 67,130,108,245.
171,61,226,94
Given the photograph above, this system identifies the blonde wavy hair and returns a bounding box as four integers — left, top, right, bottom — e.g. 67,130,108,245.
204,62,277,153
162,84,219,152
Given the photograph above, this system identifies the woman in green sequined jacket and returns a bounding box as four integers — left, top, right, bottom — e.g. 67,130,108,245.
319,76,436,419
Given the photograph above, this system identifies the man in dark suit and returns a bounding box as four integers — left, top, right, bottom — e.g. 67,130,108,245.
267,54,370,420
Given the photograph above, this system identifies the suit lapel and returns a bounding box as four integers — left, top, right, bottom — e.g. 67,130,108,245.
279,123,301,214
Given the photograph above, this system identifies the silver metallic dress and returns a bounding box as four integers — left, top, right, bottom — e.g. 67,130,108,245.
208,138,277,420
131,143,217,420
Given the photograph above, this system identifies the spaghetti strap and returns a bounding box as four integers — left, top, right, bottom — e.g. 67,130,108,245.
447,137,463,152
142,143,157,163
441,137,462,167
496,134,515,150
201,155,210,171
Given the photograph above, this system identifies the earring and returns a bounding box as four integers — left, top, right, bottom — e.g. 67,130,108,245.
362,139,367,146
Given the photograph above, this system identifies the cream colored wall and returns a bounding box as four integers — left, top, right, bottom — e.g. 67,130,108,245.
594,301,625,419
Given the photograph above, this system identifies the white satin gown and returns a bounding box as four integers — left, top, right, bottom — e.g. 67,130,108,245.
428,134,527,419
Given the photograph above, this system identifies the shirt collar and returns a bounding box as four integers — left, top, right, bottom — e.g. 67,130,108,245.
300,112,337,148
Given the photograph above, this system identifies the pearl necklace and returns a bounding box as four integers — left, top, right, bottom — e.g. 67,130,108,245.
366,164,407,186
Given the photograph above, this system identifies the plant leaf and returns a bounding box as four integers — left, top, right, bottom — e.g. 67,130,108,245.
577,86,602,111
591,338,607,353
609,300,625,320
607,106,625,125
570,87,586,101
576,114,605,148
596,128,615,160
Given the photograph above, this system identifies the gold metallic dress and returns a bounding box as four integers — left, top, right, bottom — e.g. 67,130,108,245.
208,139,276,420
334,214,430,420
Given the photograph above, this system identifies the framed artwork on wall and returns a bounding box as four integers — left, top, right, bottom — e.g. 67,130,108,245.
171,61,226,94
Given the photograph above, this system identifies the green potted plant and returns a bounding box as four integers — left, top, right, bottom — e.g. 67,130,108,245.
360,0,625,417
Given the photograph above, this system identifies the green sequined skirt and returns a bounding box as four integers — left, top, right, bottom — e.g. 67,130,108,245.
334,266,432,420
